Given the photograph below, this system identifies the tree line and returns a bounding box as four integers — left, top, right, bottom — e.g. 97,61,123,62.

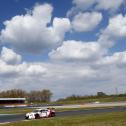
0,89,52,103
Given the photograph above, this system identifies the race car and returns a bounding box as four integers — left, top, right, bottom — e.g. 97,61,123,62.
25,108,55,119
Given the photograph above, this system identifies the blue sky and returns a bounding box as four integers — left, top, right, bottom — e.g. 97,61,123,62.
0,0,126,100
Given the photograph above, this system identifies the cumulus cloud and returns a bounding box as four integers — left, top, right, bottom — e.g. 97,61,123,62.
67,0,124,16
73,0,95,10
0,1,126,99
0,3,71,53
49,40,104,61
0,51,126,99
67,0,96,16
50,13,126,62
0,47,47,77
98,14,126,48
0,46,126,99
0,60,96,99
26,63,47,76
72,12,102,32
49,17,71,43
0,47,22,65
97,51,126,66
95,0,124,12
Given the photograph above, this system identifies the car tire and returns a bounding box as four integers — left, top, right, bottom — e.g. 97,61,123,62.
25,116,29,119
35,114,40,119
51,112,55,117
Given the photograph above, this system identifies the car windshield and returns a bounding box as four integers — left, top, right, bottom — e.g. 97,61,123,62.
33,110,40,113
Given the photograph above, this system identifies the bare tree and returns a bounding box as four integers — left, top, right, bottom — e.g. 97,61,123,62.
0,89,27,98
28,89,52,103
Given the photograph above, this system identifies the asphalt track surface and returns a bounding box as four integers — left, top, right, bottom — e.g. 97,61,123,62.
0,106,126,124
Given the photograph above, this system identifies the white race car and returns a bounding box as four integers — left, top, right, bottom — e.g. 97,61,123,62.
25,108,55,119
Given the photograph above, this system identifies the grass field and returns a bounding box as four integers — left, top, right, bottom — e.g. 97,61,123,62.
55,96,126,105
0,108,33,114
1,111,126,126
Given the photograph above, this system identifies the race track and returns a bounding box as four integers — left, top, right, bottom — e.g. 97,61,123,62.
0,106,126,124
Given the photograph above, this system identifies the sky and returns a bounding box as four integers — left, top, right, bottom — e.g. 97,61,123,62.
0,0,126,100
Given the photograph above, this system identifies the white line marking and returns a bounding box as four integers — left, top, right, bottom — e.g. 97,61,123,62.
0,114,18,116
0,122,11,125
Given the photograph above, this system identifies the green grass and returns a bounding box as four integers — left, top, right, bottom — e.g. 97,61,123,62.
54,96,126,105
21,95,126,105
2,111,126,126
0,108,33,114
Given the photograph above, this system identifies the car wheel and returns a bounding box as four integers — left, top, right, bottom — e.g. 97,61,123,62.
51,113,55,117
35,114,40,119
25,116,29,119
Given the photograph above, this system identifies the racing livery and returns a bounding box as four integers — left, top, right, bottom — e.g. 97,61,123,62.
25,108,55,119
